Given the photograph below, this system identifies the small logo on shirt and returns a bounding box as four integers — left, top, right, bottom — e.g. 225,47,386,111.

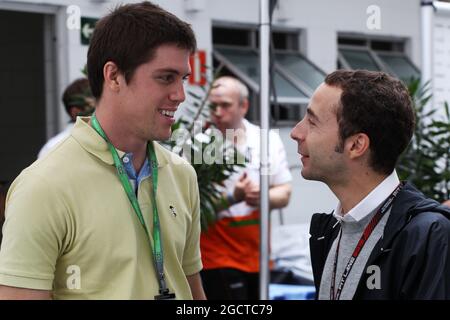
169,205,177,217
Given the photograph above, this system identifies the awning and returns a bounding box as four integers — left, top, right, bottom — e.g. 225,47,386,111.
338,45,420,81
214,46,326,104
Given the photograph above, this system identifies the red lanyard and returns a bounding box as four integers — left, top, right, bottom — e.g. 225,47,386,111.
330,183,402,300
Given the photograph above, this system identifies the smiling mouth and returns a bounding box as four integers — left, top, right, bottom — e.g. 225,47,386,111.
298,151,309,157
159,109,176,118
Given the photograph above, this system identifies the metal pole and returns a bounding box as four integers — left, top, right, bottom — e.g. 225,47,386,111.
421,0,434,113
259,0,270,301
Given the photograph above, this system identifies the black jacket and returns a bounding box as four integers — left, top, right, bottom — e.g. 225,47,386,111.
309,182,450,300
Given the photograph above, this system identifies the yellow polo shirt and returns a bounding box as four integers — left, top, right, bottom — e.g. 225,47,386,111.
0,117,202,299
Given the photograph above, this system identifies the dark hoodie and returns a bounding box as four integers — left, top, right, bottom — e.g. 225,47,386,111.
310,182,450,300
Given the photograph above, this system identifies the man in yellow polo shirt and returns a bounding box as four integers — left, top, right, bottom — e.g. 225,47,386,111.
0,1,205,300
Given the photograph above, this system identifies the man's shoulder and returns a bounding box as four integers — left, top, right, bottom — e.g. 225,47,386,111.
388,202,450,251
395,183,450,234
38,134,86,163
406,209,450,235
6,161,67,212
243,119,259,131
21,136,93,190
38,130,71,159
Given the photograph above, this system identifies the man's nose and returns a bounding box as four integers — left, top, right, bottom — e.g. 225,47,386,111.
213,106,222,117
169,82,186,103
290,120,305,141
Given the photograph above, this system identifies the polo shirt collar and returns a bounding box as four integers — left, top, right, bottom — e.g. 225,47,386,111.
71,117,168,168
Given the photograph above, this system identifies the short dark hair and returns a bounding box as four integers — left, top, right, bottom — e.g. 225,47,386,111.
62,78,92,115
87,1,197,99
325,70,415,175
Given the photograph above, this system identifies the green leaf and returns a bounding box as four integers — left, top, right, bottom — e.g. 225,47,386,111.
398,79,450,203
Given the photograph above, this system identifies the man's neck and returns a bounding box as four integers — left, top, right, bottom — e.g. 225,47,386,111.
330,171,389,215
94,106,148,173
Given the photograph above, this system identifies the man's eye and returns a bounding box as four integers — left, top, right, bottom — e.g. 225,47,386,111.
159,75,174,83
308,119,315,126
209,103,217,110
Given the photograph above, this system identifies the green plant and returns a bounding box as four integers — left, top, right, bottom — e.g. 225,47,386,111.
397,79,450,202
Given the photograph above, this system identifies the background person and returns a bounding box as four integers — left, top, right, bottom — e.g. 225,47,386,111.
38,78,95,158
200,76,292,300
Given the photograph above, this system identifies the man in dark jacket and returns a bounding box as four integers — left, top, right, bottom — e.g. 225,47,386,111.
290,70,450,300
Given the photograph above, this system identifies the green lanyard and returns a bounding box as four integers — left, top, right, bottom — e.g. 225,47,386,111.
91,114,172,297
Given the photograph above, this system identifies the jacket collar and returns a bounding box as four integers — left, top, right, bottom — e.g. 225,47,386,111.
71,117,169,168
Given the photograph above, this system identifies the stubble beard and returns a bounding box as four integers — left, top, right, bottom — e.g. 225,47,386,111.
301,144,345,184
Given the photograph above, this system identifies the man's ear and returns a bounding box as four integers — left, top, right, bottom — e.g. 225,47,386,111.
103,61,122,93
346,133,370,160
240,98,249,117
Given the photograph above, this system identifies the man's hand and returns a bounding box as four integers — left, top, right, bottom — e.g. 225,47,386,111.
245,184,260,207
233,172,251,203
233,172,260,207
233,174,292,209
